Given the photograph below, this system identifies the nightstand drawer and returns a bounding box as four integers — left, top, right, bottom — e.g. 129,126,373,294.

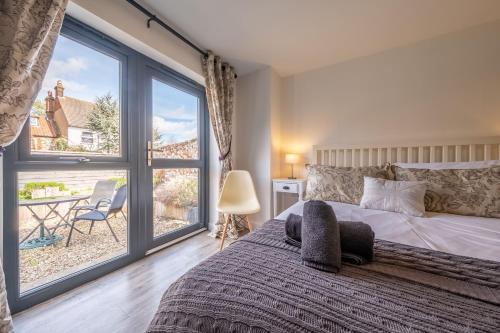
275,182,298,193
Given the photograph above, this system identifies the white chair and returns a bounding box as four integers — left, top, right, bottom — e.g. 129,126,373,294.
217,170,260,250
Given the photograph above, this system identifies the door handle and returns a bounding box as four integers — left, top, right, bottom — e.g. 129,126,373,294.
147,141,152,166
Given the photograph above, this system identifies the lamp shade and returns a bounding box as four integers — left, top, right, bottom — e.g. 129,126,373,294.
285,153,299,164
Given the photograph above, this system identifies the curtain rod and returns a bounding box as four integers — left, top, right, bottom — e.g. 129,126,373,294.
125,0,208,57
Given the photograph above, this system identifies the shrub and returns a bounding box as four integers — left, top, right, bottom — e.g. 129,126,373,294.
18,182,67,200
155,176,198,208
53,138,68,151
67,145,89,152
173,177,198,207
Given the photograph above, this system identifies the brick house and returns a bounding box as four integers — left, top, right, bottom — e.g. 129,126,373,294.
31,80,99,151
29,110,58,151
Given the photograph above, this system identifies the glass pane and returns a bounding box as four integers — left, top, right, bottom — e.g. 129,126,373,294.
30,35,121,157
153,168,199,238
17,170,128,293
152,79,199,159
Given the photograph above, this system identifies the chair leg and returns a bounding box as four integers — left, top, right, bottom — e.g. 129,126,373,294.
66,220,76,247
245,215,253,232
105,219,119,242
219,214,230,251
88,221,95,235
121,210,127,222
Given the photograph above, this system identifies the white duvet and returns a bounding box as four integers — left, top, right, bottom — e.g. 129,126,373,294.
276,201,500,262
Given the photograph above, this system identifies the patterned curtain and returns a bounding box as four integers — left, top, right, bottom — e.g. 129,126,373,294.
0,0,68,153
0,0,67,329
0,258,12,333
201,52,245,239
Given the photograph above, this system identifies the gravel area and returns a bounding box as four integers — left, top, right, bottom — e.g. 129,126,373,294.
19,210,191,292
154,217,192,238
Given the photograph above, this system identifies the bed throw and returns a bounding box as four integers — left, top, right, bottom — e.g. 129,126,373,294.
147,219,500,333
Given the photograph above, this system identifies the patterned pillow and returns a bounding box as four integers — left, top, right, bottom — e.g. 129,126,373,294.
393,166,500,218
360,177,427,217
305,164,392,205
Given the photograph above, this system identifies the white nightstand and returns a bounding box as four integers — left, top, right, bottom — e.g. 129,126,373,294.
272,178,306,217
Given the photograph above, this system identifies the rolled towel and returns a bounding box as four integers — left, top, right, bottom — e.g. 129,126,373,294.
339,221,375,262
340,252,367,265
283,215,374,264
301,200,342,273
284,213,302,247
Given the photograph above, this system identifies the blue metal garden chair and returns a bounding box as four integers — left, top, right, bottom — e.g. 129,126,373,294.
70,180,117,213
66,185,127,247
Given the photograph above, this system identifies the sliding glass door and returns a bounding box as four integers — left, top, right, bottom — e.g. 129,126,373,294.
143,65,208,250
3,15,208,312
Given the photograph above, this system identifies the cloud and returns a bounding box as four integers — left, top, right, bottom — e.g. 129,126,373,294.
154,106,196,122
153,115,197,144
50,57,88,76
37,57,90,101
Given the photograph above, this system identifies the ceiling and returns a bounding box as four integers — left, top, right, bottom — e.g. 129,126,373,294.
141,0,500,77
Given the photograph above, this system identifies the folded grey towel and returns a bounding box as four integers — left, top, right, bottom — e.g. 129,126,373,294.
339,221,375,261
284,215,374,264
340,252,367,265
301,201,341,273
284,213,302,247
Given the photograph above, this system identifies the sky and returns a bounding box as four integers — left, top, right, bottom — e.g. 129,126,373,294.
37,35,198,144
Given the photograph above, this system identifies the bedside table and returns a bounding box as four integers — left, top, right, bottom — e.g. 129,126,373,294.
272,178,306,217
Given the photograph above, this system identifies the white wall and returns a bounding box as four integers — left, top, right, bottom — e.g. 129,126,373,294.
280,20,500,176
233,19,500,220
68,0,204,84
234,67,281,225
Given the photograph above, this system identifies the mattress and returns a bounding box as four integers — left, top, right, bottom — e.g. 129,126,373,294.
277,201,500,262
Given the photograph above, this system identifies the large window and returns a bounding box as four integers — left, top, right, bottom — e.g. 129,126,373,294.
17,170,129,293
152,79,199,159
3,15,209,313
29,34,122,158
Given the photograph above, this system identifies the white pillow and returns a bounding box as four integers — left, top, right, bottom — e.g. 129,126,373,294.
360,177,426,217
395,160,500,170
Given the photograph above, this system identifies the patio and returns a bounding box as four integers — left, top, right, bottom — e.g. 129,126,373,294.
17,169,196,292
19,209,190,292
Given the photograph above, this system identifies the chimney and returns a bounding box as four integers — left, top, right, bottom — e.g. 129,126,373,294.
54,80,64,97
45,90,61,136
45,90,55,119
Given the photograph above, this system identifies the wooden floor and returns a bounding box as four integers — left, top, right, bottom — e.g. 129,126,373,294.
13,231,222,333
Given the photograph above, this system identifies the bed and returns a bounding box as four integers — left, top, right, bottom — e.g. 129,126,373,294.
277,200,500,262
148,138,500,333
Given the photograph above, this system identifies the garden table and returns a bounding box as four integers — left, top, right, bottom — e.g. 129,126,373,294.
19,195,90,249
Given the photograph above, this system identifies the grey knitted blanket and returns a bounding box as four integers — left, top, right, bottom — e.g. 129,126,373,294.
148,219,500,333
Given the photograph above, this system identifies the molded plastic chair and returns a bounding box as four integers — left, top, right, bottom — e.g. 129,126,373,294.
66,185,127,247
217,170,260,250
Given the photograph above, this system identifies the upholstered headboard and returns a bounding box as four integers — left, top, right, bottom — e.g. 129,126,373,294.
313,137,500,167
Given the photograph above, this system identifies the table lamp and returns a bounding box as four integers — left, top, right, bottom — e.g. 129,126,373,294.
285,153,299,179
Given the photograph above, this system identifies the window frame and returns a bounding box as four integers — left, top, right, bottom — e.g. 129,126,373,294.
3,15,209,313
17,20,129,162
142,61,209,249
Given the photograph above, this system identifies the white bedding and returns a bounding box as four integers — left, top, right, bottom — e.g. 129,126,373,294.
276,201,500,262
